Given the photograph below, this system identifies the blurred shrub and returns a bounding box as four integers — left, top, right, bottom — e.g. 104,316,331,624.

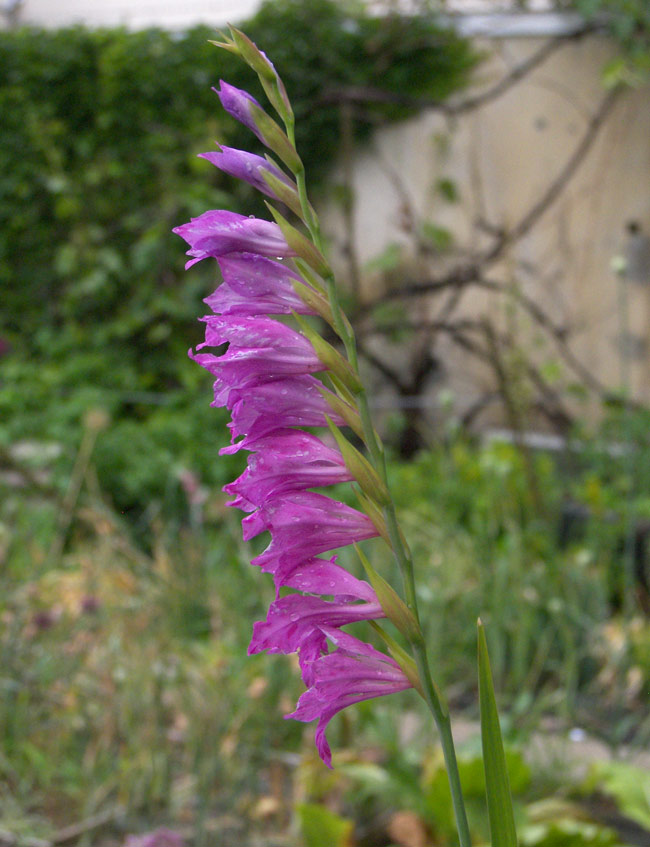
571,0,650,83
0,0,477,516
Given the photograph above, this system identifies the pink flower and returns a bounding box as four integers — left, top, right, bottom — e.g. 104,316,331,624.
215,81,266,142
244,491,378,587
177,64,414,768
173,210,295,267
222,375,350,445
200,146,294,198
250,558,381,656
205,253,316,316
287,628,412,767
223,429,352,511
249,593,383,656
190,316,325,406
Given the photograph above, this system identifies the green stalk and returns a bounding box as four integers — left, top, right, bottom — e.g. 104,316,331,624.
324,268,472,846
285,100,471,847
414,644,472,847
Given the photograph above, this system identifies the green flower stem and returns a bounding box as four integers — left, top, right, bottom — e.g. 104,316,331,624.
287,118,321,248
287,113,471,846
326,291,473,847
414,643,472,847
377,438,472,847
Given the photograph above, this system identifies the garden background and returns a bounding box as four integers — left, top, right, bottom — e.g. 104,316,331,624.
2,1,650,845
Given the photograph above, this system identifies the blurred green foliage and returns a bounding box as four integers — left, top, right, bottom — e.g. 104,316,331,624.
3,426,650,845
571,0,650,83
0,0,477,518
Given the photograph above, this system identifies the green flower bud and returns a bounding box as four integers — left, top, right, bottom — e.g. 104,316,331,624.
249,103,302,173
317,385,363,439
325,416,391,505
356,546,421,643
266,204,330,277
293,314,362,393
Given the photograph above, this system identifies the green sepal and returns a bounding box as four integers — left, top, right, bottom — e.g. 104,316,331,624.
229,26,275,81
265,155,317,220
478,619,518,847
356,546,421,642
249,103,302,173
326,372,357,408
208,32,238,54
229,27,294,122
316,384,363,439
260,77,293,127
293,259,327,294
354,487,390,546
290,279,335,327
292,313,361,393
293,260,354,341
324,416,390,505
369,621,424,698
260,168,302,217
266,205,330,276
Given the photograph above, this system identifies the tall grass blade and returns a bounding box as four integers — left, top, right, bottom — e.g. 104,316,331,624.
478,618,517,847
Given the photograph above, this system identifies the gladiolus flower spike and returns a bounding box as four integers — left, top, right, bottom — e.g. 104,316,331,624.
173,31,428,770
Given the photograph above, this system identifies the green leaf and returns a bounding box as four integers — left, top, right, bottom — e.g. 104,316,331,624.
585,761,650,829
365,242,404,273
296,802,354,847
266,203,330,277
478,619,518,847
436,177,458,203
420,221,453,251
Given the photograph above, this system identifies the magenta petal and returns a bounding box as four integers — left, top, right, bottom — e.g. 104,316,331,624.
200,147,294,198
190,316,324,406
206,253,316,317
173,210,295,266
248,491,379,582
287,628,412,767
225,376,348,444
248,594,383,656
241,509,267,542
223,429,351,509
298,632,328,687
216,81,265,143
282,557,377,603
199,315,315,357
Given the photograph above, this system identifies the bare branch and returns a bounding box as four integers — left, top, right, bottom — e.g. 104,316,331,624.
449,29,592,116
483,86,622,260
356,341,405,389
319,25,595,117
363,85,622,310
476,276,612,398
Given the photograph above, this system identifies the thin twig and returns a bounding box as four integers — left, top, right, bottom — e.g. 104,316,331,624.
476,276,613,398
483,86,622,260
361,85,621,308
319,26,594,116
51,807,123,845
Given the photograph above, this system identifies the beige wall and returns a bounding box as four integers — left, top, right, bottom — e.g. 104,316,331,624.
321,33,650,426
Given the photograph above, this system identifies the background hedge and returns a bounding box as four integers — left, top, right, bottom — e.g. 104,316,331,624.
0,0,477,517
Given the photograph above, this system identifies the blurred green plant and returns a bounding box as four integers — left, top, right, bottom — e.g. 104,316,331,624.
3,421,650,843
571,0,650,84
295,734,647,846
0,0,477,519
